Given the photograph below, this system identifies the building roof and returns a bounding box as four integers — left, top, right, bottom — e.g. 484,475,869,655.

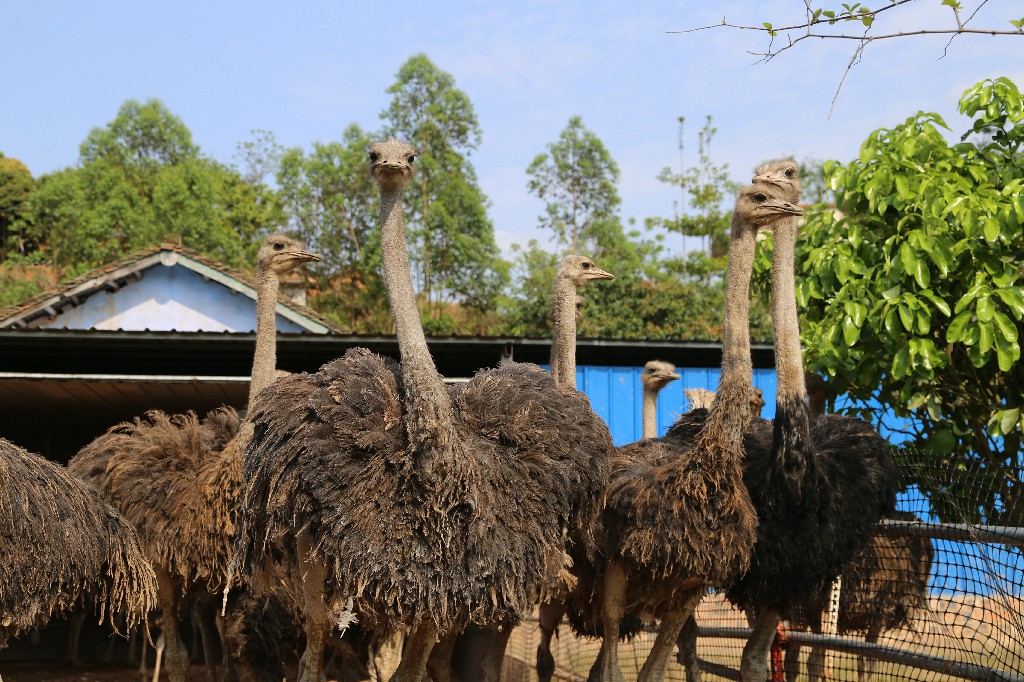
0,240,346,334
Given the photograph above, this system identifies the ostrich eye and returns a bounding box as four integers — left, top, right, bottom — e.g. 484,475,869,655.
581,261,592,269
408,154,416,163
273,242,284,251
369,151,380,162
753,193,768,202
785,168,795,178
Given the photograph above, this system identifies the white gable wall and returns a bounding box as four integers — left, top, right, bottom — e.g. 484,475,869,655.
33,264,307,333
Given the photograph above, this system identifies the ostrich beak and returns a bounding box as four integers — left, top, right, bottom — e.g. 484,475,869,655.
665,371,681,382
765,199,804,216
292,250,322,264
585,267,614,282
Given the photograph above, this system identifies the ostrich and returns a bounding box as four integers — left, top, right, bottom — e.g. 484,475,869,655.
640,361,681,439
721,160,900,681
439,253,614,682
535,360,680,682
781,509,934,681
781,376,933,682
549,254,614,388
69,234,320,682
235,138,614,682
590,184,802,682
0,437,157,647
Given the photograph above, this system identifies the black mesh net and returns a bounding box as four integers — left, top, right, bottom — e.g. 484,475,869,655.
501,450,1024,681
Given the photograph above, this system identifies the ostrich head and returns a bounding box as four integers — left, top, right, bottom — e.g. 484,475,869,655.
752,159,802,204
736,184,803,230
641,360,681,392
257,234,321,274
751,387,765,417
368,138,417,192
557,255,614,287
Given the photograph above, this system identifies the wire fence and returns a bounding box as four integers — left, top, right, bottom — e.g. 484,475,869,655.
501,450,1024,681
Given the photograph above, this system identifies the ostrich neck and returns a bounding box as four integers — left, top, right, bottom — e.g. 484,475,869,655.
379,185,457,449
772,216,806,404
642,387,659,439
771,215,815,471
702,212,757,447
247,269,279,408
550,275,578,390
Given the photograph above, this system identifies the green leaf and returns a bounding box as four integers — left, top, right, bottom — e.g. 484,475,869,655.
993,311,1018,343
908,393,927,410
995,287,1024,319
994,332,1020,372
913,259,930,288
979,321,994,354
921,290,952,316
895,175,912,199
843,316,862,345
1001,408,1021,434
983,217,1000,242
893,345,910,379
898,302,914,331
882,285,902,301
977,296,994,322
928,429,955,454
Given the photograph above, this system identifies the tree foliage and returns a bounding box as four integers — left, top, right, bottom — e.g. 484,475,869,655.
526,116,620,255
782,77,1024,524
16,99,284,276
0,155,34,259
380,54,507,331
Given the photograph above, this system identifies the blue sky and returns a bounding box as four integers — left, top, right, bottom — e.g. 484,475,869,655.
4,1,1022,256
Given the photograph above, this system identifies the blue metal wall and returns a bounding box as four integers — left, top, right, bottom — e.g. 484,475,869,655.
573,365,779,446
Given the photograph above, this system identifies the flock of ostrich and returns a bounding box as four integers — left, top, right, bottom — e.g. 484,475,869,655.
0,141,937,682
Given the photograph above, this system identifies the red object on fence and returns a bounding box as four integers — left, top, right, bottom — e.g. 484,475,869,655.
770,622,787,681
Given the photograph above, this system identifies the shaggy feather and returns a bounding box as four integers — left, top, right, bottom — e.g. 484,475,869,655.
787,511,933,634
727,410,900,613
0,437,156,645
69,407,242,591
237,349,612,634
606,396,756,595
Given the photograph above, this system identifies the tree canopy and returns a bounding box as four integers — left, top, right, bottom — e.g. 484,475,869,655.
778,77,1024,524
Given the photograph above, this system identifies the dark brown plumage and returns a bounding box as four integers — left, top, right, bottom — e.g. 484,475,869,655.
723,160,901,682
236,139,614,682
0,437,157,646
782,511,933,680
70,407,242,589
238,350,611,630
591,184,804,682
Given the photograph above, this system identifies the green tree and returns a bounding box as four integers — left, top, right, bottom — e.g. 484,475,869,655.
18,99,283,276
276,123,385,331
526,116,620,255
779,77,1024,524
380,54,507,330
651,116,736,280
0,155,34,259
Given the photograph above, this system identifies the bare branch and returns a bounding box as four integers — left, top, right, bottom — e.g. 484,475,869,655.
675,0,1024,109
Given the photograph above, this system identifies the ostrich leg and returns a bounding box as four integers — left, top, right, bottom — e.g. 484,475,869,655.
155,567,190,682
374,629,405,682
479,623,512,682
675,614,702,682
297,530,329,682
424,630,455,682
596,560,628,682
858,624,883,682
191,598,219,682
740,609,781,682
389,620,438,682
784,638,803,682
536,601,566,682
637,591,702,682
216,610,238,682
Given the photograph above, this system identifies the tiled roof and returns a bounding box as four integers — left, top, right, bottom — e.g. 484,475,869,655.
0,241,348,333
